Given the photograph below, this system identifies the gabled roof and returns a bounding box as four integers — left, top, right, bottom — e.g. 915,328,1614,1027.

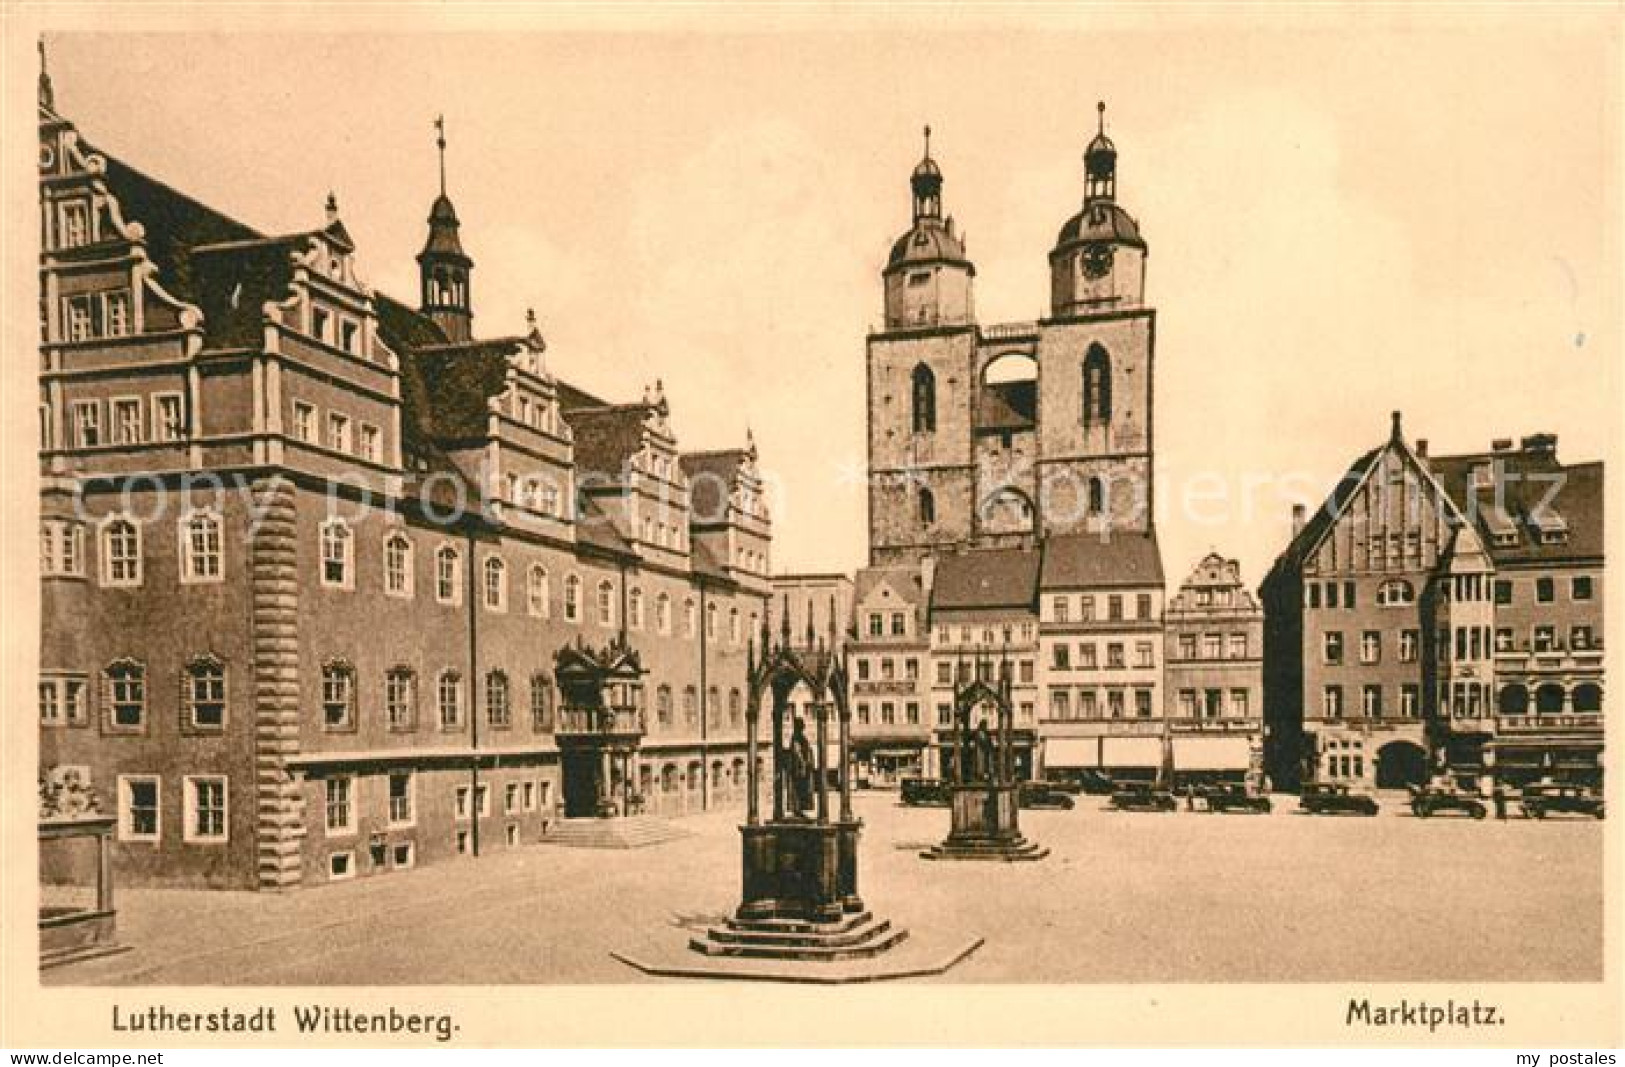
575,496,633,558
565,404,654,479
1429,448,1603,564
854,565,923,608
1038,529,1164,590
682,449,749,520
931,547,1039,611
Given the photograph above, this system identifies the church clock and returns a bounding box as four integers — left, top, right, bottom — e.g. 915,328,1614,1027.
1080,241,1114,279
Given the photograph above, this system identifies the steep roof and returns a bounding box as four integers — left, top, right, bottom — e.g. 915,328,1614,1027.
575,495,633,558
1429,447,1603,564
1039,529,1164,590
854,565,923,608
565,405,652,480
931,547,1040,611
682,450,748,521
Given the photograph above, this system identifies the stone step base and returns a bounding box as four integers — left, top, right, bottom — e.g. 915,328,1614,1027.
689,914,909,961
540,816,692,850
920,834,1050,862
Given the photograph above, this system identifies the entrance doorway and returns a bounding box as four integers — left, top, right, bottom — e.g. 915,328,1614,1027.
561,751,601,818
1374,740,1427,789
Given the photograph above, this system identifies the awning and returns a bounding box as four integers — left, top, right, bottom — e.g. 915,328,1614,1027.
1044,738,1102,768
1171,736,1252,772
1102,737,1163,768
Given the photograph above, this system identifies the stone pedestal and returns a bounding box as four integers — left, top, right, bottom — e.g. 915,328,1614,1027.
689,819,905,960
921,784,1048,861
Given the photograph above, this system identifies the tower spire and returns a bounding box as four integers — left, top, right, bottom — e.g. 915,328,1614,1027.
1097,99,1106,137
38,37,54,112
910,122,943,222
434,114,447,196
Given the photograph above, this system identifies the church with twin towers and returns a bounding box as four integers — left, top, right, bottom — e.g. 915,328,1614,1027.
866,103,1157,568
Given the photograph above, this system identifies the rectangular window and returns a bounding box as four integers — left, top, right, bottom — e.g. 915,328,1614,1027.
1136,593,1152,620
320,522,352,588
325,776,354,835
505,783,520,815
1106,643,1124,669
1107,690,1125,719
1135,641,1154,668
1079,690,1098,719
107,664,146,728
59,201,91,248
71,401,101,448
110,398,142,444
311,306,332,344
1360,631,1381,665
1054,596,1070,623
1079,596,1094,622
102,291,131,337
1052,643,1071,670
180,513,223,583
890,612,905,636
439,673,464,729
118,776,160,842
1322,685,1343,719
1229,689,1249,718
1572,575,1593,601
326,412,351,453
522,781,537,812
1363,685,1383,718
292,402,316,444
1533,626,1555,653
455,786,471,821
936,661,951,685
1049,689,1071,720
1227,634,1247,659
386,670,416,730
1493,579,1512,605
329,852,354,881
1133,689,1153,718
152,394,184,442
186,663,226,729
322,666,355,729
1571,625,1594,650
1399,629,1419,663
184,776,228,842
1344,581,1356,608
360,424,381,463
1201,634,1222,660
393,843,415,869
1178,690,1197,718
1177,634,1197,660
1307,584,1321,609
1322,631,1343,665
389,772,414,826
1077,644,1096,670
1107,595,1123,621
880,658,895,681
1326,582,1339,609
339,319,360,355
868,614,883,637
38,681,60,725
1400,685,1420,718
64,294,94,341
1536,577,1554,603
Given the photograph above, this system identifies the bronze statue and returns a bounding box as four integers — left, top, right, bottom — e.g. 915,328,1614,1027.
969,720,997,783
786,717,816,818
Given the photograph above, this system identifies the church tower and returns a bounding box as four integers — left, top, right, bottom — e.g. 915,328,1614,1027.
417,116,474,343
1035,102,1155,536
866,127,980,567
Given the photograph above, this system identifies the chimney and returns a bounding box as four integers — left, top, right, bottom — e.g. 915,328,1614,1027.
1415,439,1429,458
1389,410,1403,442
1291,504,1307,538
1520,433,1558,454
1491,438,1514,452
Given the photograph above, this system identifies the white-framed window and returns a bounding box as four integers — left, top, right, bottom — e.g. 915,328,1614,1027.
311,305,332,345
384,533,413,598
184,656,227,730
117,775,161,843
476,784,490,817
684,598,697,638
628,587,644,630
438,670,464,729
530,673,554,732
483,556,507,612
359,423,381,463
455,786,472,821
70,401,101,448
563,574,581,622
325,411,351,454
522,781,537,812
321,661,356,730
292,401,316,444
388,771,414,827
435,545,463,606
505,782,520,815
40,520,84,578
328,851,355,881
319,519,354,589
597,580,615,627
729,607,741,644
338,317,360,355
38,675,88,726
110,397,143,444
385,666,416,731
64,294,95,342
325,775,356,836
486,670,511,728
183,775,228,843
392,842,415,869
178,509,224,584
505,824,520,847
58,200,91,248
98,513,141,587
153,393,185,442
102,659,146,729
706,602,718,641
526,564,550,618
1359,631,1381,665
656,593,671,635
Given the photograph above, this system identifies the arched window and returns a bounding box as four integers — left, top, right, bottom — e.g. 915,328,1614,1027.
596,579,615,627
1497,684,1529,715
706,602,719,640
980,487,1035,534
437,670,464,728
101,516,142,587
1535,683,1566,715
729,607,741,644
707,686,721,728
1572,683,1601,714
684,598,698,638
1082,344,1112,425
527,564,549,617
179,509,223,583
728,688,742,727
184,656,227,729
529,672,554,732
564,573,582,621
656,592,672,634
911,364,937,433
1087,477,1105,516
386,667,417,730
683,686,699,726
919,487,936,524
384,533,413,597
656,684,673,726
319,519,354,589
103,659,146,729
485,670,510,728
435,545,462,605
483,556,506,611
321,660,356,730
1376,579,1415,607
628,587,644,630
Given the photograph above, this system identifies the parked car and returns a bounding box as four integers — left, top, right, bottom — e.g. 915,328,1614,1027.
1410,785,1487,819
899,777,950,807
1201,784,1272,814
1018,781,1076,810
1049,768,1117,795
1298,783,1379,816
1109,782,1177,812
1521,784,1605,820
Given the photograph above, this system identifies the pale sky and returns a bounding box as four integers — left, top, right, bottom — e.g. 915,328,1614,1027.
40,19,1619,587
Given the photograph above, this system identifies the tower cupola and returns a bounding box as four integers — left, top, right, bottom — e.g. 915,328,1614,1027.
882,125,975,331
417,115,474,343
1050,101,1147,318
